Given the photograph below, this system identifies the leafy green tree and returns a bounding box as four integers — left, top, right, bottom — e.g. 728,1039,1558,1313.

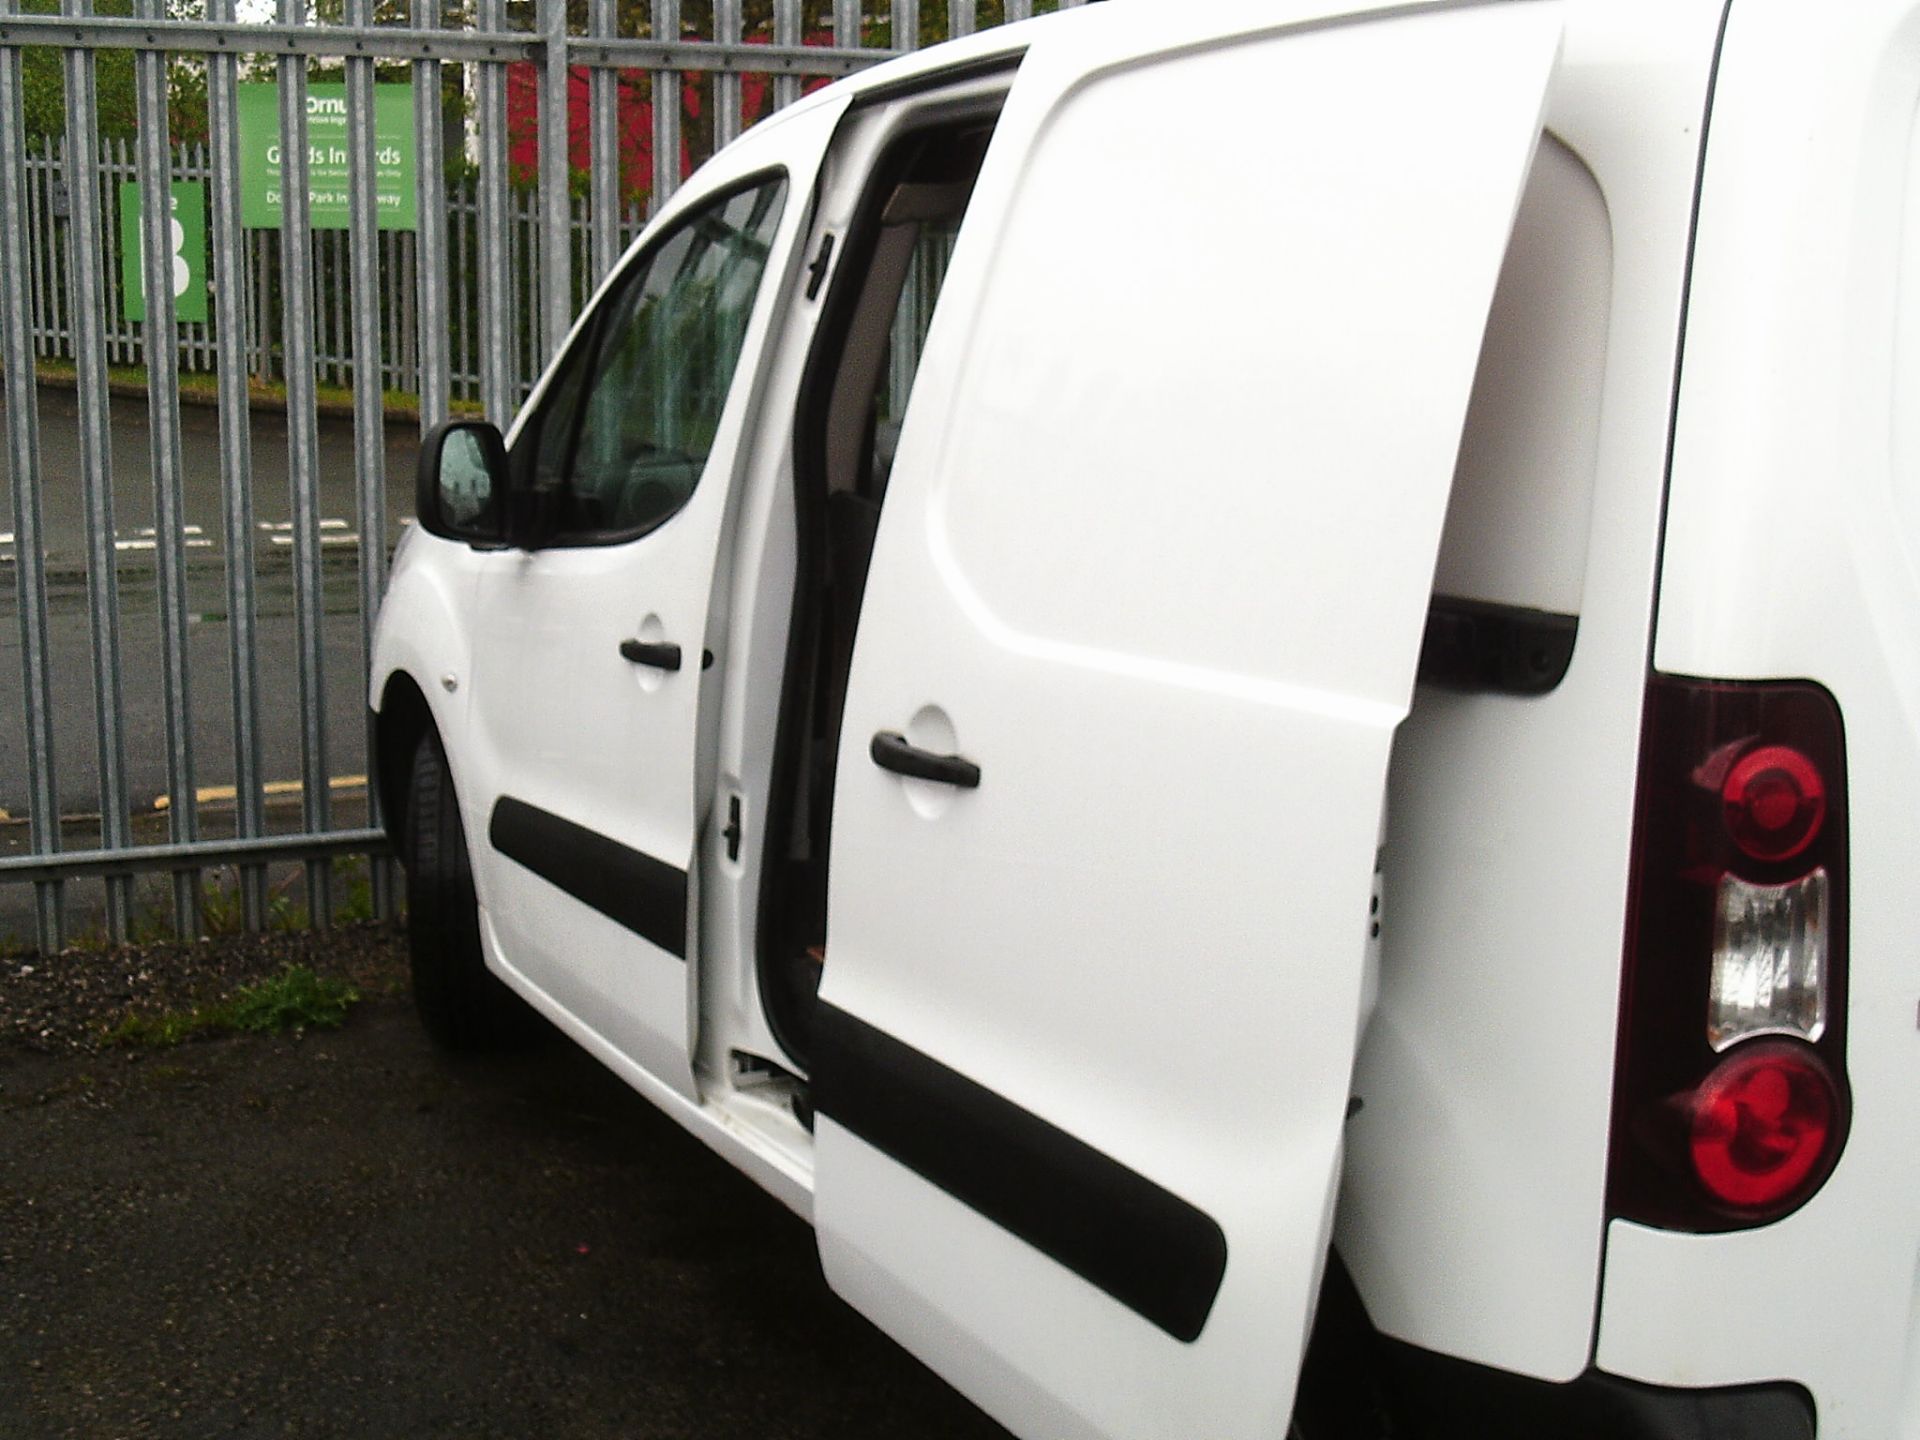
17,0,138,142
15,0,220,145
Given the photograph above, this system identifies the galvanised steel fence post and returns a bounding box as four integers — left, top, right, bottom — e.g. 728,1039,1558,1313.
587,0,619,286
0,0,63,954
277,0,332,926
650,0,679,218
134,0,200,937
61,0,134,942
538,0,570,359
347,0,394,921
411,0,449,430
475,0,512,423
206,0,269,931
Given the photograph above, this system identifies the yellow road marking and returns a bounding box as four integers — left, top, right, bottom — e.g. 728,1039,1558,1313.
152,774,367,812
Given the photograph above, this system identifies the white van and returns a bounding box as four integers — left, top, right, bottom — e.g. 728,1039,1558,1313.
368,1,1920,1435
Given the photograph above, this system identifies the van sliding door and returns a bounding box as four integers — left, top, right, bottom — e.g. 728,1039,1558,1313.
811,4,1562,1438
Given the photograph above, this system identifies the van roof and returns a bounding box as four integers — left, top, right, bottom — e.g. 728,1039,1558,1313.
799,0,1584,119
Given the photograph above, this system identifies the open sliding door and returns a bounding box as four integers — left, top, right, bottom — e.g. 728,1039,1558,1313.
813,4,1562,1438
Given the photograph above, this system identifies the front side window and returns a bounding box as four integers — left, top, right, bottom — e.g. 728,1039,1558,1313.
527,174,789,541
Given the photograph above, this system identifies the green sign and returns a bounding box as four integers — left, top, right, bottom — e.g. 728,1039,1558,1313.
238,82,417,231
120,181,206,324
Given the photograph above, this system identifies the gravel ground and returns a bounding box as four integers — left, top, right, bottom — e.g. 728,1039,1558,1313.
0,927,1014,1440
0,923,410,1055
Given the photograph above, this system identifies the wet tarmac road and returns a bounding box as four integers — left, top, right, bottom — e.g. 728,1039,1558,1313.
0,975,1016,1440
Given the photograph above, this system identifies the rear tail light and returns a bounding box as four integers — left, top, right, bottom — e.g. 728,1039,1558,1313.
1609,677,1849,1231
1688,1042,1839,1211
1719,744,1827,862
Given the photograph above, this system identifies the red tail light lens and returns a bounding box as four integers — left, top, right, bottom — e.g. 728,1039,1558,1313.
1609,676,1849,1231
1721,745,1826,862
1689,1043,1838,1210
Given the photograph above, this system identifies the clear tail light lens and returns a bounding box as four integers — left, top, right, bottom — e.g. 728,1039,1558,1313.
1708,869,1829,1051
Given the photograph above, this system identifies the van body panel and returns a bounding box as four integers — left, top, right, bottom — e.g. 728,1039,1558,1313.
809,4,1561,1437
368,528,484,754
1337,0,1726,1383
1601,1,1920,1432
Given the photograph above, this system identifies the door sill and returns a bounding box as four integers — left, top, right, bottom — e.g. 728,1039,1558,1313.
708,1059,818,1192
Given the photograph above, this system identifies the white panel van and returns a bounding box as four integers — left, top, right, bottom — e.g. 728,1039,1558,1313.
369,2,1920,1434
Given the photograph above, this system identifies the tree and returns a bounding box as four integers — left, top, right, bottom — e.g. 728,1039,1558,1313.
18,0,138,143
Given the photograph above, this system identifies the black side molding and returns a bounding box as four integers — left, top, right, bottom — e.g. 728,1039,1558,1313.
1418,597,1578,696
812,1002,1228,1343
488,797,687,959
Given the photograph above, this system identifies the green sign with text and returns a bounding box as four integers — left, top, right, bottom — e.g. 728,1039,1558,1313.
238,82,416,231
119,180,207,323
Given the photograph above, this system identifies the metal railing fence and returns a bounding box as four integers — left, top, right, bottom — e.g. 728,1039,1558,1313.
16,139,659,403
0,0,1078,954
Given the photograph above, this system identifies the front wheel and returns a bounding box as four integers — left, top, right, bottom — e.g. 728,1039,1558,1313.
402,733,531,1050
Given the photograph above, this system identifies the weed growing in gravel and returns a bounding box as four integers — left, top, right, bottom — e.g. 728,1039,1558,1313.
105,965,361,1048
127,900,177,949
333,858,380,925
200,868,306,937
227,966,360,1033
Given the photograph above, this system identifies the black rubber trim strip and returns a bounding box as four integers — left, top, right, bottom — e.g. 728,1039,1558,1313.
1417,597,1578,696
488,797,688,959
812,1002,1228,1342
848,50,1023,109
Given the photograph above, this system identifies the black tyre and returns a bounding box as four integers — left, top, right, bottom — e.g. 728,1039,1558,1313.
403,733,531,1050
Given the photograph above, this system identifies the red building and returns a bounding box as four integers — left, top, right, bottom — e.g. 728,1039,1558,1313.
505,34,834,203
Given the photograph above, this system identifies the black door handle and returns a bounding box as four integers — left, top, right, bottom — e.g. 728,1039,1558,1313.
869,731,981,789
619,638,682,671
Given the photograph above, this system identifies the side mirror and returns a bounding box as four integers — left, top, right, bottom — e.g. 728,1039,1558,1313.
416,419,508,545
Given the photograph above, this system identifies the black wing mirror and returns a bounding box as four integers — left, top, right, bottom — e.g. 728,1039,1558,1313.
416,419,508,546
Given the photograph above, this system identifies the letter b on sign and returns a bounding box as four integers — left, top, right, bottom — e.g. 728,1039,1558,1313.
120,181,207,324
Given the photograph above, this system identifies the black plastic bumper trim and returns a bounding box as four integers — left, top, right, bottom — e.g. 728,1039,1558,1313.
1381,1338,1816,1440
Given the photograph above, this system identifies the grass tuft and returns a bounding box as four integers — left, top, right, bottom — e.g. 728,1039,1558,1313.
105,965,361,1048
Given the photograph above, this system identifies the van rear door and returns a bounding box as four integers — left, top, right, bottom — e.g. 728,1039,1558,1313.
810,4,1561,1438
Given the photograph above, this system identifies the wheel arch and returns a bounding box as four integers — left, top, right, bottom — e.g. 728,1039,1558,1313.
374,670,435,854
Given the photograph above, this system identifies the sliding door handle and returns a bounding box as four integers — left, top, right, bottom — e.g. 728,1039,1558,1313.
870,731,981,789
619,638,682,671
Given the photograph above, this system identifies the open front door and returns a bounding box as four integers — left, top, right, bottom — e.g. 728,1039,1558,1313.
812,5,1561,1438
463,96,849,1100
